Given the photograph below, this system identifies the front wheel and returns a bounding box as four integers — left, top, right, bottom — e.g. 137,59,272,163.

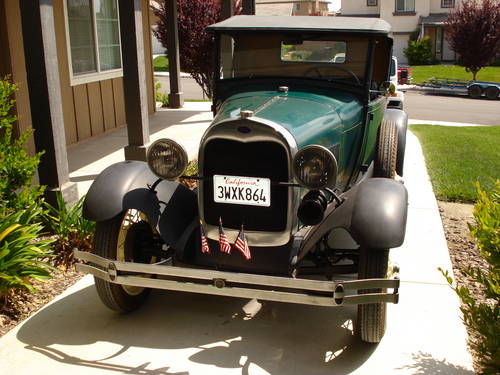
93,209,157,313
357,247,389,343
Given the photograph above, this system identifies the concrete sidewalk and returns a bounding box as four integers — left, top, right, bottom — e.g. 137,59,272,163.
0,103,474,374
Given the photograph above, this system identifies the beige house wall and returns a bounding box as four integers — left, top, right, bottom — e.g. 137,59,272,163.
341,0,380,15
1,0,155,147
430,0,463,13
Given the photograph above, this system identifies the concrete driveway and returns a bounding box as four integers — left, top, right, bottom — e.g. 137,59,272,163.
0,103,474,374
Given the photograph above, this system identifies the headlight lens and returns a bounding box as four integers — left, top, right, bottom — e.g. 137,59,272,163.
293,145,337,189
147,139,188,179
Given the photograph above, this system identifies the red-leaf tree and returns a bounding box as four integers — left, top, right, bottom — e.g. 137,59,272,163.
153,0,242,99
445,0,500,81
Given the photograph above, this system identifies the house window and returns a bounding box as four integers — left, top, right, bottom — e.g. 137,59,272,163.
441,0,455,8
66,0,122,83
395,0,415,12
367,0,377,6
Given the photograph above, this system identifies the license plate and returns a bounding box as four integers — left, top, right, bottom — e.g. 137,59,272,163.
213,175,271,207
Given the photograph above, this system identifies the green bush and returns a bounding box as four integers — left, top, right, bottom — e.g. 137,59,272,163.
155,80,169,107
44,192,95,267
404,37,433,66
440,182,499,374
0,77,45,216
0,209,53,305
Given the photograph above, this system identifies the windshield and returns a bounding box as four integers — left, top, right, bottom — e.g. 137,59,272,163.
218,32,370,86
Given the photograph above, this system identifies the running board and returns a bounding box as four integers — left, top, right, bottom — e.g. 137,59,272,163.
74,250,399,307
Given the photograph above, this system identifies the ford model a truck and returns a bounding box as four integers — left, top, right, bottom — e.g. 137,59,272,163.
75,16,409,343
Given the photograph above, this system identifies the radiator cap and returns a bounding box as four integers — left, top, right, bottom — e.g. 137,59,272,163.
240,110,254,118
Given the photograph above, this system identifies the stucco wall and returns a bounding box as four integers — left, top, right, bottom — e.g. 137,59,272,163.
341,0,380,15
430,0,462,13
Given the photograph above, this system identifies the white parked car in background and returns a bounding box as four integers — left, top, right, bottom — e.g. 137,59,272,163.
387,56,405,110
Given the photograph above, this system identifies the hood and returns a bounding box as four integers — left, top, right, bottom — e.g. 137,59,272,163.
213,90,363,149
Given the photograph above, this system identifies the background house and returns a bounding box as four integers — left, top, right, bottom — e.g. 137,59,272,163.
340,0,462,63
256,0,330,16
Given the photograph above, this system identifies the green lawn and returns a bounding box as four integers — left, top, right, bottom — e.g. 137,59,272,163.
410,65,500,84
153,55,169,72
410,125,500,202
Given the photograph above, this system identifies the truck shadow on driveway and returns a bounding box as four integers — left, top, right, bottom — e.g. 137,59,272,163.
16,284,377,375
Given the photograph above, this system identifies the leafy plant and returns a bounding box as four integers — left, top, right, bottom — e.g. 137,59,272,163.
44,193,95,268
440,182,499,374
178,159,198,190
0,210,53,306
155,80,169,107
0,77,45,217
404,36,432,66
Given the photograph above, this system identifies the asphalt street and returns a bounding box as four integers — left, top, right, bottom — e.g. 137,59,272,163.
404,90,499,125
156,74,500,125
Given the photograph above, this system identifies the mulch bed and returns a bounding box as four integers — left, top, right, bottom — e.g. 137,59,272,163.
438,201,488,375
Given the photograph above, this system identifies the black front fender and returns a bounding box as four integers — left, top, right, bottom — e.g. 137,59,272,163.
83,161,198,248
298,178,408,259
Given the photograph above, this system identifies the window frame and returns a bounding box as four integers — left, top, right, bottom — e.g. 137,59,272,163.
394,0,415,13
441,0,455,8
367,0,377,6
63,0,123,86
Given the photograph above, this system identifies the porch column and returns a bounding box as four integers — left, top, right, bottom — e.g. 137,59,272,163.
19,0,78,206
220,0,234,78
242,0,256,15
119,0,150,161
165,0,184,108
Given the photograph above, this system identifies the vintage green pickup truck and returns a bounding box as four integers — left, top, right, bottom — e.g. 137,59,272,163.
75,15,409,343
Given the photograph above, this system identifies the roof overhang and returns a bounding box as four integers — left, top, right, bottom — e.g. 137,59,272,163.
419,13,449,26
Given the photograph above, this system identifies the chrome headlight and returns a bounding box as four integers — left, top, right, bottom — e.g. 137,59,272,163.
147,139,188,180
293,145,337,189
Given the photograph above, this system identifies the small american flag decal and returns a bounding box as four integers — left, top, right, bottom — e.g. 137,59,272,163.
218,217,231,254
234,224,251,260
200,222,210,254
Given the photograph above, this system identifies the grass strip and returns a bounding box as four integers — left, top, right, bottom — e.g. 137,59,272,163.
410,125,500,202
153,55,169,72
410,65,500,84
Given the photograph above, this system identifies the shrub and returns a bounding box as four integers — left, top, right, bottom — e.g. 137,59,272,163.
0,210,53,306
440,181,499,374
155,80,169,107
0,77,45,216
44,193,95,268
178,159,198,190
404,37,433,65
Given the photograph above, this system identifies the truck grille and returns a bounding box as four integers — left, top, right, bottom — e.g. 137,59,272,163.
202,139,289,231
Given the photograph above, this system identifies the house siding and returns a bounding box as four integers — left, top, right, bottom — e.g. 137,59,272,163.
1,0,155,147
54,0,155,146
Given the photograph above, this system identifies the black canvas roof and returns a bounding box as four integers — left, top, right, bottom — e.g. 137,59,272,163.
207,15,391,34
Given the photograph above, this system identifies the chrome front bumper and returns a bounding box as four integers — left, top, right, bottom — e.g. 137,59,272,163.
74,250,399,307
